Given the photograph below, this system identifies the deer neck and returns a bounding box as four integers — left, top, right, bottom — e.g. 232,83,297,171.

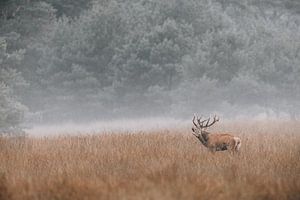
196,134,207,146
200,130,210,144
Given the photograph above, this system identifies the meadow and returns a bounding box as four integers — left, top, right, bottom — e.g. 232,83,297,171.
0,120,299,200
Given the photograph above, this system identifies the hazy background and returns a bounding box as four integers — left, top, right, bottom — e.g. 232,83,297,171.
0,0,299,134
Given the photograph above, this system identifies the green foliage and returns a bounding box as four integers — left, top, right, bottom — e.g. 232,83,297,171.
43,0,93,17
0,38,27,132
0,0,300,123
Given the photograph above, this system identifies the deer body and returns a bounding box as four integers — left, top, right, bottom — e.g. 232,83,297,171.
192,115,241,153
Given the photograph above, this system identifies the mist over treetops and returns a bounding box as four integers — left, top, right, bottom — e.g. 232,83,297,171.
0,0,299,130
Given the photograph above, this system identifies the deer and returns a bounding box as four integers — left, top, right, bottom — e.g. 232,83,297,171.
191,114,241,153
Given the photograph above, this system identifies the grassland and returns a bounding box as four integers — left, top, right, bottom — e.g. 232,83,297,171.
0,120,299,200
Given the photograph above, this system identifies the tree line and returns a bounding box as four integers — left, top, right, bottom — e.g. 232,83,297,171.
0,0,299,132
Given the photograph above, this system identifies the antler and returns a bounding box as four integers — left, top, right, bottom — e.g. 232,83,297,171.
193,114,208,129
203,115,219,128
192,115,199,128
193,114,219,129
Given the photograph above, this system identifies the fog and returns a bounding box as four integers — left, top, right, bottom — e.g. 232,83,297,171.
0,0,299,135
26,113,290,137
25,118,187,136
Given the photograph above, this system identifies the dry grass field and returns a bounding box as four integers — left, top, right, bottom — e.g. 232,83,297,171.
0,120,299,200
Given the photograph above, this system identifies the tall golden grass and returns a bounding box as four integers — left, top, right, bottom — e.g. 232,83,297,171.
0,120,299,200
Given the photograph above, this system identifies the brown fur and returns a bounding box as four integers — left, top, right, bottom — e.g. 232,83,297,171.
192,115,241,153
205,133,240,152
193,130,241,153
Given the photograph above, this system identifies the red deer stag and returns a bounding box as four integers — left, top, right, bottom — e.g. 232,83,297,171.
192,115,241,153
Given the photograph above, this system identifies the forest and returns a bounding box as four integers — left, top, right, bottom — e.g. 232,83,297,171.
0,0,300,132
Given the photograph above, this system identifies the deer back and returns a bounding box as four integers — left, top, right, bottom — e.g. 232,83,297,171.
206,133,236,149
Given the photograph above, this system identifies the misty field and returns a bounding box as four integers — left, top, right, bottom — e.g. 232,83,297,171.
0,120,300,200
